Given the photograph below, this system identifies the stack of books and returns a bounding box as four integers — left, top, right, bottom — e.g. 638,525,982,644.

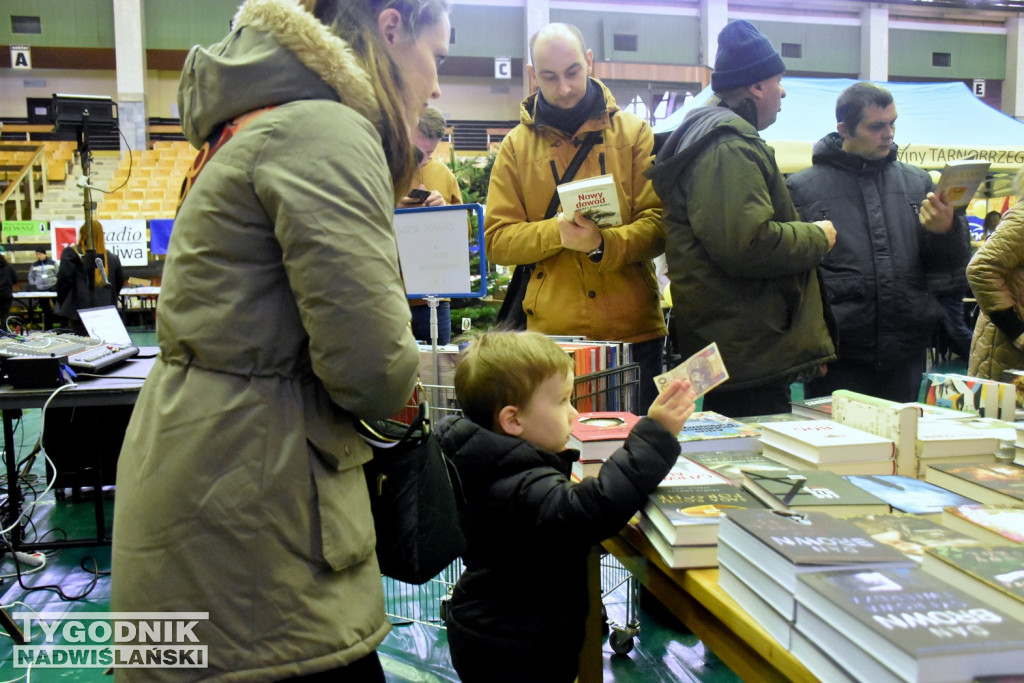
636,457,767,569
915,418,1011,475
924,462,1024,506
639,478,764,569
843,512,983,563
942,503,1024,544
792,566,1024,682
685,449,794,483
758,419,896,476
740,469,890,517
717,509,915,649
675,411,760,455
568,411,640,479
921,544,1024,623
842,474,978,521
789,396,833,420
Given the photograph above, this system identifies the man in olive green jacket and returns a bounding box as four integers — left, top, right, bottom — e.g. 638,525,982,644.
647,20,837,417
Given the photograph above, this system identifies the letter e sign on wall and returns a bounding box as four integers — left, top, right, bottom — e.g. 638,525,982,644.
494,56,511,80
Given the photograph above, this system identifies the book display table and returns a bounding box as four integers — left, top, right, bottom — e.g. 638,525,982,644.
591,523,817,683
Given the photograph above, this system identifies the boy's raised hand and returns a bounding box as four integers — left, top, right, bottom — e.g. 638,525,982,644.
646,378,696,437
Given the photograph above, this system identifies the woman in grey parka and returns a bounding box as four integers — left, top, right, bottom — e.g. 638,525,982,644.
111,0,450,680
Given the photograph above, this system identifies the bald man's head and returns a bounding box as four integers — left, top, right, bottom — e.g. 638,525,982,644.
527,23,593,110
529,23,586,65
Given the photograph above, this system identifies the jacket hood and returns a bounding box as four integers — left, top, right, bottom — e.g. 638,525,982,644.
647,105,758,184
811,131,898,172
178,0,377,145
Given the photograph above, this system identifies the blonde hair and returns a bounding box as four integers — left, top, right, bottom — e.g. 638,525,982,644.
454,331,573,430
78,219,110,288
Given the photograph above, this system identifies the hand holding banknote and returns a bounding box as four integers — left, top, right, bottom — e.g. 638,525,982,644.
653,342,729,397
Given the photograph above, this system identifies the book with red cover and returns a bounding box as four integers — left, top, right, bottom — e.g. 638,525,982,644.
568,411,641,463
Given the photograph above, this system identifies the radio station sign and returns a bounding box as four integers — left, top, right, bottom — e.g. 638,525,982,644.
50,219,149,266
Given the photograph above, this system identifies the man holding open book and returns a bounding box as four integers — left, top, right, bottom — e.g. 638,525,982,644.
484,22,666,412
788,82,971,402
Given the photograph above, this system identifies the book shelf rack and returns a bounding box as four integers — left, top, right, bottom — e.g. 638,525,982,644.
572,362,639,413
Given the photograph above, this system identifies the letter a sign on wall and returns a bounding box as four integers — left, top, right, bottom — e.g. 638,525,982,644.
10,45,31,69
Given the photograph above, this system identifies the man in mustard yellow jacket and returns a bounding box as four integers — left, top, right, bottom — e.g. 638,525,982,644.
485,22,666,412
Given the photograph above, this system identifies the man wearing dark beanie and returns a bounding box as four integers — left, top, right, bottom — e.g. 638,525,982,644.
646,19,838,417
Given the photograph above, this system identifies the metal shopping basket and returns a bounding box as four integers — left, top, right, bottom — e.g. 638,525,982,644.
600,553,641,654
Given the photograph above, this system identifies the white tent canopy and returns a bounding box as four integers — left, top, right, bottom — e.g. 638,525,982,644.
653,77,1024,176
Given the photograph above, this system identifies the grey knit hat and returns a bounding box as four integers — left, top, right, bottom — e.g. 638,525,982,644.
712,20,785,92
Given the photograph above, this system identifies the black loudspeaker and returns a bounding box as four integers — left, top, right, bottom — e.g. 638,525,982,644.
42,405,133,498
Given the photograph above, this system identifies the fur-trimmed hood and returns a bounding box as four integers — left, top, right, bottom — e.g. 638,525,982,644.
178,0,377,145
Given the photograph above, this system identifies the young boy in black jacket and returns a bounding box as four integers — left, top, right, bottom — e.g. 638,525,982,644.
436,331,695,683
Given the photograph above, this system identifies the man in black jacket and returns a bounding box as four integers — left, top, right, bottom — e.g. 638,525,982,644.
787,82,971,402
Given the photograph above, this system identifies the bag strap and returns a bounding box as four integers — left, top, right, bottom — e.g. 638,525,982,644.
544,130,601,219
357,385,430,451
177,105,277,213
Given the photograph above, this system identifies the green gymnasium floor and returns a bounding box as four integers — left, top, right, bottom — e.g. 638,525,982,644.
0,329,967,682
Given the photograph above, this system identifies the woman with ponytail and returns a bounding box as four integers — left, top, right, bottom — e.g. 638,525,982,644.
55,218,125,335
111,1,451,680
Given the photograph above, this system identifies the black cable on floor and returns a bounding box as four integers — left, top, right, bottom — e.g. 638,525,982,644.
2,539,102,601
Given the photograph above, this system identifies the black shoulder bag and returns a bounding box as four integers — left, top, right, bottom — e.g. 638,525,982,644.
358,396,465,584
495,131,601,330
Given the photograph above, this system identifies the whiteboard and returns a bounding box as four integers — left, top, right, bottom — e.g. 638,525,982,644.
392,203,486,298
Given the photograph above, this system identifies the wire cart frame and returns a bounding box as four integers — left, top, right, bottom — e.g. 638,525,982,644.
382,369,643,654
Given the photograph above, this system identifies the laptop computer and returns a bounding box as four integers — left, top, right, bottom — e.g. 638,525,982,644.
78,305,134,346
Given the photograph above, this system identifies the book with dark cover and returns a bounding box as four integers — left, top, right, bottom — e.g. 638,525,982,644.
925,463,1024,506
718,509,915,592
922,545,1024,622
844,513,983,563
942,504,1024,544
686,449,794,483
675,411,760,454
740,469,890,517
843,474,978,518
790,396,833,420
642,483,765,546
796,566,1024,683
